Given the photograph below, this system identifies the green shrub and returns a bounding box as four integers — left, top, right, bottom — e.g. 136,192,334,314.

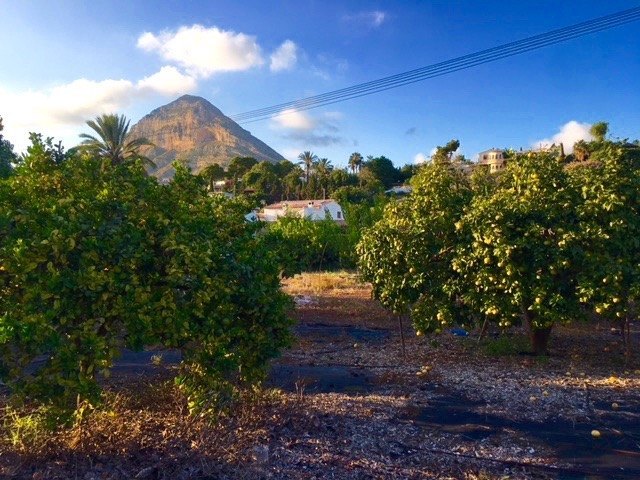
0,138,291,415
263,216,347,275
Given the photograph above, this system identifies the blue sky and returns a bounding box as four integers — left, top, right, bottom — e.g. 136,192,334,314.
1,1,639,167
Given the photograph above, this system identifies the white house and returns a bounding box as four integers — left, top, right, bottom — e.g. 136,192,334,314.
477,148,507,173
259,199,346,225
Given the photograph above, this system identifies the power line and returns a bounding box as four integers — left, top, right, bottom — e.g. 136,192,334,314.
231,7,640,124
232,7,640,122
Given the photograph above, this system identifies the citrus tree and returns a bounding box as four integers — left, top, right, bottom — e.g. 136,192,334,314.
357,137,640,357
0,137,291,413
570,141,640,354
452,151,582,354
357,162,472,333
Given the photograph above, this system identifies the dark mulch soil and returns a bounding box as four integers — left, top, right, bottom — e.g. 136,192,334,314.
1,273,639,479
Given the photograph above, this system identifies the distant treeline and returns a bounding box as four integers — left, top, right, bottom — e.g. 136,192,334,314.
199,152,420,205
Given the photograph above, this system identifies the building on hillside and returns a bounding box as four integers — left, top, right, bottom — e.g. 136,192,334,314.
212,180,228,193
259,199,346,225
477,148,507,173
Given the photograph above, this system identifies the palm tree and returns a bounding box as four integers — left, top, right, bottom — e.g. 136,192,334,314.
283,166,304,200
316,157,333,175
79,113,153,167
298,150,318,183
315,158,334,199
348,152,363,174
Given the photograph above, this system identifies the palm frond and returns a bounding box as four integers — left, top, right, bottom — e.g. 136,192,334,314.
79,113,153,169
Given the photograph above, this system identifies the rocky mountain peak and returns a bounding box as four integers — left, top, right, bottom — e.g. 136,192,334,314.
130,95,284,180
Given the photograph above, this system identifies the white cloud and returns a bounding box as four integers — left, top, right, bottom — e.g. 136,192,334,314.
270,109,346,147
41,79,136,124
137,31,162,51
414,152,429,164
271,108,316,131
534,120,593,153
283,132,345,147
323,111,344,121
368,11,387,27
270,40,298,72
0,79,136,152
312,54,349,80
282,147,303,161
137,25,264,78
343,10,387,28
0,66,199,153
137,66,197,96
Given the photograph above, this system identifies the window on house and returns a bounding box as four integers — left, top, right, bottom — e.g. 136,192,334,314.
337,211,342,219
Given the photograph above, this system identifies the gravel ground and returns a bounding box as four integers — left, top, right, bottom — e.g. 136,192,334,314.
268,277,640,479
1,273,639,479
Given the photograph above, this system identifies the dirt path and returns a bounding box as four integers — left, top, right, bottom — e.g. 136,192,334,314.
89,313,638,479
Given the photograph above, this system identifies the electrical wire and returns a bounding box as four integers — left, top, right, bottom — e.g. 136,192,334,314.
231,7,640,124
232,7,640,122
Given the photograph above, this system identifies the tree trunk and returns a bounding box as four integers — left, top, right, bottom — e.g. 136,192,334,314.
477,317,489,344
623,314,631,361
398,314,407,360
524,312,553,355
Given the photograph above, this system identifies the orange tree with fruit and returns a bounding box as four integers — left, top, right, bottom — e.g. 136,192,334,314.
0,134,291,417
358,137,640,355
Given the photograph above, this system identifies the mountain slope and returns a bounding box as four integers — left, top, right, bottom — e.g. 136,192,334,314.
130,95,284,180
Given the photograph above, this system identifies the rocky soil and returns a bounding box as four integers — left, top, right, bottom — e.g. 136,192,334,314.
1,272,639,479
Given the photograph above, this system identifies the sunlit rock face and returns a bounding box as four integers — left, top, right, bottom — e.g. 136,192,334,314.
130,95,284,180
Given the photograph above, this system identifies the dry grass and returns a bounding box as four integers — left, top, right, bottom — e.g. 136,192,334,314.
283,270,396,329
0,379,301,479
282,270,364,295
